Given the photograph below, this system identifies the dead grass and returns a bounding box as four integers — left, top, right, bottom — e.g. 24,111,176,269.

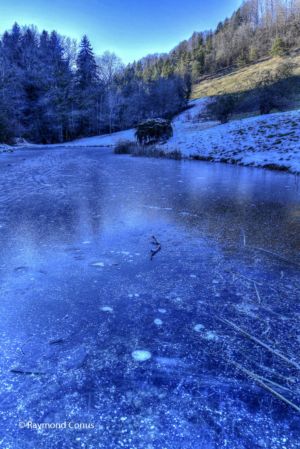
191,55,300,99
114,142,183,160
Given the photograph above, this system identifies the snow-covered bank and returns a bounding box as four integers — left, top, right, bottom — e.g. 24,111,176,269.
65,97,300,174
2,98,300,174
0,129,135,151
62,128,135,147
0,144,13,152
159,103,300,174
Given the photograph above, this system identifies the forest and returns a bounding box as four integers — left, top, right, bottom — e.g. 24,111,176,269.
0,0,300,144
143,0,300,81
0,29,189,144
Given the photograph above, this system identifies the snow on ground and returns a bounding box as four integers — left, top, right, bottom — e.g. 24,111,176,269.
63,97,300,174
58,99,212,149
1,97,299,174
172,97,216,131
159,100,300,174
0,129,135,150
0,144,13,151
62,128,135,147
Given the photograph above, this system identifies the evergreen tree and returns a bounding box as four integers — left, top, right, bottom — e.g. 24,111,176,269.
74,36,99,135
271,37,286,57
0,25,25,139
76,35,98,88
191,45,205,81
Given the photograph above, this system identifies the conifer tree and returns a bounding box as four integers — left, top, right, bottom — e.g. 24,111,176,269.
76,35,98,88
271,37,286,57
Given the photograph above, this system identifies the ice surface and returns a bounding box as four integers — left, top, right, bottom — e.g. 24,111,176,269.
0,147,299,448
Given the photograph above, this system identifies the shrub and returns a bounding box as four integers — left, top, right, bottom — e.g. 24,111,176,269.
275,60,294,79
114,140,136,154
255,64,294,114
135,119,173,145
0,114,14,144
271,37,286,57
249,46,258,63
208,94,240,123
132,146,182,160
114,140,182,160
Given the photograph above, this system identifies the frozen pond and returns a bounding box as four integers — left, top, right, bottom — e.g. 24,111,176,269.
0,147,299,448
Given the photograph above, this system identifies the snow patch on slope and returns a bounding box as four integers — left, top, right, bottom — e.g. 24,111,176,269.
160,103,300,174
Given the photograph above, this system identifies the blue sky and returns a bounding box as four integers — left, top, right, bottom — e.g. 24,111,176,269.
0,0,240,63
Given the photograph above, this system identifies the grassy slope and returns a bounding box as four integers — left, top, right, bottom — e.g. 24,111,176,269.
191,54,300,102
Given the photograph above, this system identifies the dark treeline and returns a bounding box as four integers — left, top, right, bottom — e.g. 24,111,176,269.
137,0,300,83
0,25,189,144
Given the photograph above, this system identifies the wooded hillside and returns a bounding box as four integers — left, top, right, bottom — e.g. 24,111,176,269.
1,1,300,144
134,0,300,83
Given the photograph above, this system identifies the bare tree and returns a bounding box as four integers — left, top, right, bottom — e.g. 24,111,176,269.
96,51,124,86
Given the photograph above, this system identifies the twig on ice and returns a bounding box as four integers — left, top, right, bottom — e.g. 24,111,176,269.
250,246,300,268
10,367,46,375
216,316,300,370
233,272,263,286
150,235,161,260
232,362,300,413
254,282,262,304
241,229,246,246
